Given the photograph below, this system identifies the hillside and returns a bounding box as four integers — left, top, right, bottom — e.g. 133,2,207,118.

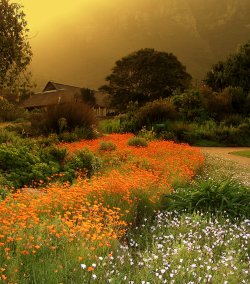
29,0,250,89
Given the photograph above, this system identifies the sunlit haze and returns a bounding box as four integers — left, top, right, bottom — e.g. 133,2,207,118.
18,0,250,90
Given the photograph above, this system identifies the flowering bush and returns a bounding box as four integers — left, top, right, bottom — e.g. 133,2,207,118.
0,134,205,282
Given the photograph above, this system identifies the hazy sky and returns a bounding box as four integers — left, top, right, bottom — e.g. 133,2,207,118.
16,0,250,90
20,1,93,35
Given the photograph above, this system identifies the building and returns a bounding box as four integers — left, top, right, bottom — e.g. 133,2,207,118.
21,81,113,117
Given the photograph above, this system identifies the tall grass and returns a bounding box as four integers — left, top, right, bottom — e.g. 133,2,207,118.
162,179,250,219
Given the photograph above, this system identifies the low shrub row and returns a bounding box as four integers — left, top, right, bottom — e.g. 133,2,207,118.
0,132,101,196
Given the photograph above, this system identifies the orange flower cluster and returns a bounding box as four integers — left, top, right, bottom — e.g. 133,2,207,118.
0,185,126,277
60,134,204,216
0,134,204,279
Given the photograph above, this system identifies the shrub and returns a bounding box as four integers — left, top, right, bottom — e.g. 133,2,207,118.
37,134,60,147
136,99,177,128
0,141,66,189
31,102,96,135
162,179,250,219
0,98,26,121
39,145,67,164
99,141,117,151
159,130,177,141
171,89,206,122
169,121,194,143
0,128,21,144
98,118,121,134
58,131,78,142
138,127,156,141
127,137,148,147
64,149,101,179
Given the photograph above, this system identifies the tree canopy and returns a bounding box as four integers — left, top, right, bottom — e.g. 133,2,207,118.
0,0,32,101
100,48,192,111
204,40,250,93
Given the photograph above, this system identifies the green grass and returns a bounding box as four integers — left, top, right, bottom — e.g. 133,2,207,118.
194,139,225,147
229,150,250,158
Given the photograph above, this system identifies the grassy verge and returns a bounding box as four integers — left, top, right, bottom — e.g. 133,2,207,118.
229,150,250,158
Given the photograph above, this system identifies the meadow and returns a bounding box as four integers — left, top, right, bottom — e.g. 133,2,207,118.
0,133,249,283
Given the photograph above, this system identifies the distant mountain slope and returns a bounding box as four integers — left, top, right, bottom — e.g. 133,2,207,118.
30,0,250,90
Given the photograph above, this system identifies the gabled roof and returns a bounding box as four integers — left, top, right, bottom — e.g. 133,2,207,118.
43,81,81,95
21,90,75,109
21,81,110,109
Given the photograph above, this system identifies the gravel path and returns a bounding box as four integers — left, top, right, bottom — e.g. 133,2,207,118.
199,147,250,167
197,147,250,186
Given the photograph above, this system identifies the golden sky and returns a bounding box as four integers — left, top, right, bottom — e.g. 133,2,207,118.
13,1,250,90
20,0,94,35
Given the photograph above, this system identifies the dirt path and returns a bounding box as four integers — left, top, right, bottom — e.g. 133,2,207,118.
199,147,250,167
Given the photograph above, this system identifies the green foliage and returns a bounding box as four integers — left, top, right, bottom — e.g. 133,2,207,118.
161,121,193,143
58,131,78,142
99,141,117,151
0,98,26,121
0,128,21,144
98,118,121,134
205,40,250,93
31,102,96,135
0,0,33,101
120,99,177,133
101,48,192,111
229,150,250,158
127,137,148,147
0,143,61,188
171,89,206,121
138,127,156,141
64,149,101,179
135,99,177,128
162,179,250,219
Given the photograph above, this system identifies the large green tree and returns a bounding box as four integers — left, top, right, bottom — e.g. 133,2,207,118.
205,40,250,93
100,48,192,111
0,0,33,102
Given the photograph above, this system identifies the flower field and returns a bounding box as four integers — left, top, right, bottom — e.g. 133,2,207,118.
0,134,205,283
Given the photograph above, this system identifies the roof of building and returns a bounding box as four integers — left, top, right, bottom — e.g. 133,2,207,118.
21,90,75,109
43,81,82,95
21,81,110,109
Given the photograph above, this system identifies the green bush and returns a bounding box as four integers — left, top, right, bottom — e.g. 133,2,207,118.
36,134,60,147
0,144,60,188
0,128,21,144
159,130,177,141
0,98,26,121
127,137,148,147
169,121,194,143
99,141,117,151
38,145,67,164
221,114,245,127
171,89,206,122
120,99,177,133
64,149,101,179
98,118,121,134
162,179,250,219
138,127,156,141
73,126,98,140
58,131,78,142
136,99,177,126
